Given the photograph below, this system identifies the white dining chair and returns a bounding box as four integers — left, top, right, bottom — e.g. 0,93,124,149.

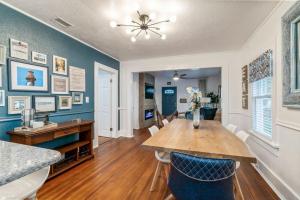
148,125,170,192
235,130,250,169
225,124,238,134
0,166,50,200
162,119,169,126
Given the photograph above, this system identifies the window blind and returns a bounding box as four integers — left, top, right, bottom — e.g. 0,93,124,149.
252,77,272,137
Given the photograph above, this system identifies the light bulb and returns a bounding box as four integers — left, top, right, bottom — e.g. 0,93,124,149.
110,21,117,28
131,36,136,42
161,34,167,40
149,13,156,20
170,16,177,23
145,34,150,40
173,76,179,81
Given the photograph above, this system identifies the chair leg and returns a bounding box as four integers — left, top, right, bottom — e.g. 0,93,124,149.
163,164,170,180
233,173,244,200
164,194,174,200
150,161,162,192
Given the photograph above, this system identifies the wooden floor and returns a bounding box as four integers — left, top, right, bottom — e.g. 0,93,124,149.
38,128,279,200
98,136,113,145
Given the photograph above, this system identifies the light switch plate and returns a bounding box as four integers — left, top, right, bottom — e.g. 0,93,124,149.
85,96,89,103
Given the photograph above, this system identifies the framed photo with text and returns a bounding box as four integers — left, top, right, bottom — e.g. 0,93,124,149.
10,38,28,60
0,90,5,106
51,75,69,94
9,59,48,92
32,51,47,65
8,96,31,114
33,96,56,113
69,66,85,91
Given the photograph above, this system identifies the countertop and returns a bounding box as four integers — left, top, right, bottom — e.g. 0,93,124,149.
0,141,61,186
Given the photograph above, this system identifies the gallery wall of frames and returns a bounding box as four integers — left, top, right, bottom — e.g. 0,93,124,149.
0,4,119,145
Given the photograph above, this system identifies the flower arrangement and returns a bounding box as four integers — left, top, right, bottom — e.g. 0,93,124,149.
186,87,202,111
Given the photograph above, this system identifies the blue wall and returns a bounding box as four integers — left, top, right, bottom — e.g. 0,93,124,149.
0,4,119,147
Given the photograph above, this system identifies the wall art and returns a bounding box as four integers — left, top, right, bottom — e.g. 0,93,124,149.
10,38,28,60
53,55,67,75
51,75,69,94
32,51,47,65
69,66,86,91
8,96,31,114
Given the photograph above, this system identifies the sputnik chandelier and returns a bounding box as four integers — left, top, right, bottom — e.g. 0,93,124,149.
110,11,176,42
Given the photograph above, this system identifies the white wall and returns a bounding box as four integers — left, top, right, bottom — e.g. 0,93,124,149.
206,74,221,95
228,2,300,199
120,2,300,199
154,75,199,113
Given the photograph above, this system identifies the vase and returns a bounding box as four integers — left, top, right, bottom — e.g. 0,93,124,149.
193,108,200,129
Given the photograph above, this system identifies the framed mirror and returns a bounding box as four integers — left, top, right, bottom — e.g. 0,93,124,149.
282,1,300,108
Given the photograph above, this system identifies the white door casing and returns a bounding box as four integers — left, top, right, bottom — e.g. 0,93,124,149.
94,62,119,148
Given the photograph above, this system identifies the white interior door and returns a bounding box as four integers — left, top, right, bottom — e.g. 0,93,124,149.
98,71,112,137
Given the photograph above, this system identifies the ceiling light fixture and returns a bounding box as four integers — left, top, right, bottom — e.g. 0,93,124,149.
173,71,180,81
110,11,176,42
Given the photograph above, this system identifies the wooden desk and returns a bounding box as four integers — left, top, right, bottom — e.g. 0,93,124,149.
7,120,94,179
142,119,256,164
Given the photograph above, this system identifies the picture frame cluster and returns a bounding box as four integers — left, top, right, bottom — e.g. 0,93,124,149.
0,38,87,115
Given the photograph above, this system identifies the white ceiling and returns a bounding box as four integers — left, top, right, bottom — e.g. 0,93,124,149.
150,67,221,79
3,0,279,61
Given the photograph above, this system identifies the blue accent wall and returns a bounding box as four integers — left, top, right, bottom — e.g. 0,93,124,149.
0,4,120,147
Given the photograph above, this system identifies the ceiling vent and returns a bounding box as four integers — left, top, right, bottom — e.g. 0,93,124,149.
54,17,72,28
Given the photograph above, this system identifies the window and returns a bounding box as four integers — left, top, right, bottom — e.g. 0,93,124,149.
252,77,272,137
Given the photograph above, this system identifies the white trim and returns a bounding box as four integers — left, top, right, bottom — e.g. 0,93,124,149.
249,130,280,149
277,120,300,132
94,62,119,148
252,157,300,200
0,1,119,61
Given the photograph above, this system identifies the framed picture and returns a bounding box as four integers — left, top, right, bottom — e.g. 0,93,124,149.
72,92,83,104
58,96,72,110
33,96,56,113
242,95,248,109
69,66,86,91
0,44,6,65
10,39,28,60
8,96,31,114
53,55,67,75
9,60,48,92
32,51,47,65
242,65,248,95
0,67,2,88
0,90,5,106
51,75,69,94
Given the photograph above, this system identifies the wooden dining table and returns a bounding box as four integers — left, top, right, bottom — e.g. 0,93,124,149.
142,119,256,164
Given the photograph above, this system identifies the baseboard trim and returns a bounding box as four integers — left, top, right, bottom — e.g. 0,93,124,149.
118,130,133,138
253,157,300,200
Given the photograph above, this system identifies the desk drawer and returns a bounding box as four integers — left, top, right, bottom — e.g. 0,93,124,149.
54,127,79,138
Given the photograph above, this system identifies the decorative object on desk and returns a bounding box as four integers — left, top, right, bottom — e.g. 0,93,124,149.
58,96,72,110
51,75,69,94
186,86,202,129
53,55,67,75
0,90,5,106
21,108,35,128
72,92,83,104
8,96,31,114
10,38,28,60
242,65,248,109
9,60,48,91
282,1,300,108
32,51,47,65
0,44,6,65
69,66,86,92
33,96,56,113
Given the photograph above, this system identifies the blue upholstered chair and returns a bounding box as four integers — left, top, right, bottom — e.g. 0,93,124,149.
167,152,236,200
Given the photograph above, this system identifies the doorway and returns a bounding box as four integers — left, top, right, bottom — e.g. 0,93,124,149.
162,87,177,116
94,62,118,148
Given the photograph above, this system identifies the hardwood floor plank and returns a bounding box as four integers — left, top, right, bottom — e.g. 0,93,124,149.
38,128,278,200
